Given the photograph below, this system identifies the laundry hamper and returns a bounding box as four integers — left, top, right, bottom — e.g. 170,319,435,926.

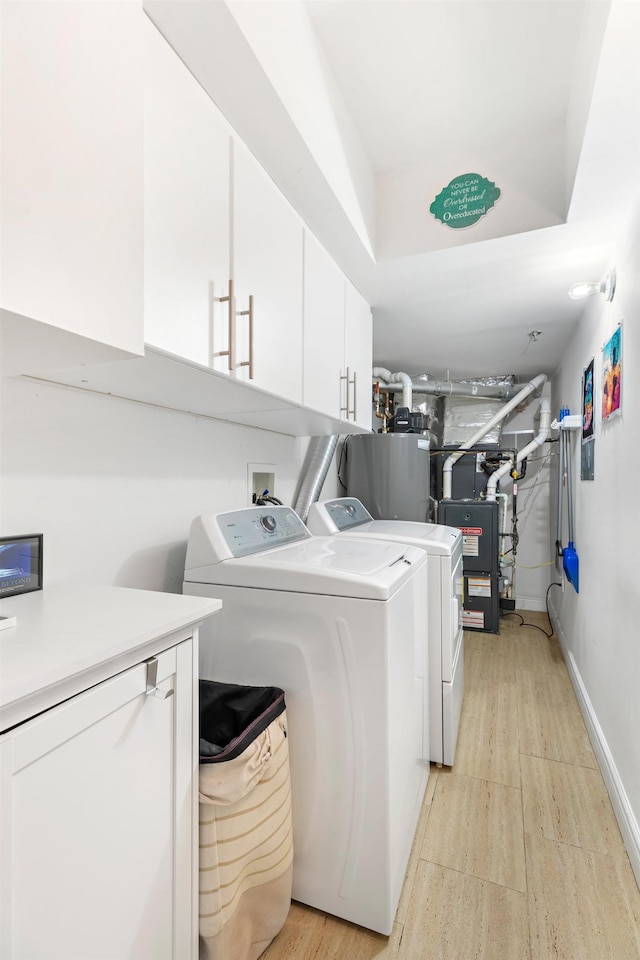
198,680,293,960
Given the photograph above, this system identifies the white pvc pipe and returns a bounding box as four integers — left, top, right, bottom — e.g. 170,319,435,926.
390,371,412,410
373,368,412,410
442,373,547,499
485,397,551,501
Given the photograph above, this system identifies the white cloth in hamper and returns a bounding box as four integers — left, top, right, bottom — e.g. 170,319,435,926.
199,711,293,960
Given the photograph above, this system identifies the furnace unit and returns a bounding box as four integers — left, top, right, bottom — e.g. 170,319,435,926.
438,499,500,634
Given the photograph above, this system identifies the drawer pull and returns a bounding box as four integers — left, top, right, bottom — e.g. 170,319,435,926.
145,658,174,700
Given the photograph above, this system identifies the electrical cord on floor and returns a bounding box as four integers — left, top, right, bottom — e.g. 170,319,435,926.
501,611,524,625
501,582,562,638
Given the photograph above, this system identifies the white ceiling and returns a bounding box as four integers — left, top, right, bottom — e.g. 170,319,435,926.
146,0,640,383
305,0,588,174
303,0,628,381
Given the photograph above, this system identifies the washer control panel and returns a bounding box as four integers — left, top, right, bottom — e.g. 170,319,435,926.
217,507,310,557
322,498,371,531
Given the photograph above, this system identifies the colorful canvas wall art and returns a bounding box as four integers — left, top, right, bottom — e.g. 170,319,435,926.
602,325,622,422
582,358,594,441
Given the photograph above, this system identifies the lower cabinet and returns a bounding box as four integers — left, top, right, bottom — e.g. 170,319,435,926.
0,640,196,960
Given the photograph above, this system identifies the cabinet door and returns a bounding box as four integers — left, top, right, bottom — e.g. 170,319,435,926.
232,141,304,403
0,641,196,960
144,17,231,369
0,1,143,356
345,281,373,430
302,231,346,419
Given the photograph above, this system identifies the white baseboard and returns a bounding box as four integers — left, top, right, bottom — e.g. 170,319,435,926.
549,601,640,887
515,595,547,612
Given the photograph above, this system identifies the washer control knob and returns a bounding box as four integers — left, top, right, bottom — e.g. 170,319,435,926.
345,503,356,517
261,514,277,532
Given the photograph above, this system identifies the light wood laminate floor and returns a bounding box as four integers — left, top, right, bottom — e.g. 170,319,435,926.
262,612,640,960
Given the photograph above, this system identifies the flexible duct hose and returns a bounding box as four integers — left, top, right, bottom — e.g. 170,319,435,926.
293,435,339,522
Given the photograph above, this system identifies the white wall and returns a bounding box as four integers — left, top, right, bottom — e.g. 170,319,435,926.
550,201,640,882
0,377,316,594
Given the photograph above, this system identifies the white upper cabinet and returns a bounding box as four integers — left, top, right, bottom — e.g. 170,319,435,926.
143,17,231,368
232,140,304,404
345,281,373,431
0,1,144,357
303,234,373,429
1,6,372,432
143,25,304,405
302,231,347,419
303,248,373,431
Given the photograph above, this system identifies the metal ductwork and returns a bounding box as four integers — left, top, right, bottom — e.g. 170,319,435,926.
293,435,339,522
372,372,527,400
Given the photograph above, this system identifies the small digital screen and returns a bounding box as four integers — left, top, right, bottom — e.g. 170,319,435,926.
0,535,43,598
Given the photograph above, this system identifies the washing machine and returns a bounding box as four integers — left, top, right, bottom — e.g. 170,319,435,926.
307,497,464,767
183,506,429,936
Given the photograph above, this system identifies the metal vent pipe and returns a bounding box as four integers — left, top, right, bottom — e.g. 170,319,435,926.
372,373,528,400
293,435,339,522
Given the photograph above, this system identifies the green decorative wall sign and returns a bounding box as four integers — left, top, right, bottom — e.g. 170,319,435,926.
430,173,500,229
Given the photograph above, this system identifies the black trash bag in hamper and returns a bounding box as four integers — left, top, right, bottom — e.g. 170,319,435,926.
199,679,286,762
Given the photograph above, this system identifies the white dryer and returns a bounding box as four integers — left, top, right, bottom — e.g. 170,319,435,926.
307,497,464,767
183,506,429,936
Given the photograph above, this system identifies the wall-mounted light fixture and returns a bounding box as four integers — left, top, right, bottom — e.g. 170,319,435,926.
568,268,616,302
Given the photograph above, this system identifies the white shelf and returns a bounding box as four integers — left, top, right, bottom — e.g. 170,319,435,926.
560,415,582,430
17,344,370,438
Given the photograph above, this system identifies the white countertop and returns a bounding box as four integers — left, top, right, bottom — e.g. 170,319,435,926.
0,583,222,732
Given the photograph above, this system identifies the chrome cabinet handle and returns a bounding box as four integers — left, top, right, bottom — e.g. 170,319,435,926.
213,279,235,371
341,368,357,420
236,295,254,380
145,657,174,700
349,370,357,421
340,367,350,417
